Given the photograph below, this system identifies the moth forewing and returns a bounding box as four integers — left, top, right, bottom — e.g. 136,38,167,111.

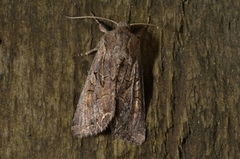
72,38,116,137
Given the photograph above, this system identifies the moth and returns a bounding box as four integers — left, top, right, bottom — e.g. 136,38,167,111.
68,14,155,145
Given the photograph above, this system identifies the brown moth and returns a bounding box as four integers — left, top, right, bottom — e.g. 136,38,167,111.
68,14,154,145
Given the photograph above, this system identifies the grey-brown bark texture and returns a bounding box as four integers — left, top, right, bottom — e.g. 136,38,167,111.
0,0,239,159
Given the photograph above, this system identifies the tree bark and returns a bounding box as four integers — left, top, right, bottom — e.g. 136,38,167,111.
0,0,239,158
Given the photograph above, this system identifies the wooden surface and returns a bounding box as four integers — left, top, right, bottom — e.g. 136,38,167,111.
0,0,239,158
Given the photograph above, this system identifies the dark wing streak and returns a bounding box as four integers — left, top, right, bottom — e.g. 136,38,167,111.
72,39,116,138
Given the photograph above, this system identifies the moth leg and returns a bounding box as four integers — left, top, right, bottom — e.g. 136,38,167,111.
90,11,109,33
81,46,99,56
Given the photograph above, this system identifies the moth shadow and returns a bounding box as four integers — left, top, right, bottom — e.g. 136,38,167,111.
140,28,159,114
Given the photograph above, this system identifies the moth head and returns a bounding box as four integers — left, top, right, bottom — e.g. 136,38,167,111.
117,22,131,30
117,22,129,27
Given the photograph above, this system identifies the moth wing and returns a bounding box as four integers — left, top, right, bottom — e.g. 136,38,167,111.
72,42,117,138
111,59,146,145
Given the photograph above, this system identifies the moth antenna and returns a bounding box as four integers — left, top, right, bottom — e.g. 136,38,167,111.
90,12,102,26
130,23,159,28
66,16,118,26
130,16,158,28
